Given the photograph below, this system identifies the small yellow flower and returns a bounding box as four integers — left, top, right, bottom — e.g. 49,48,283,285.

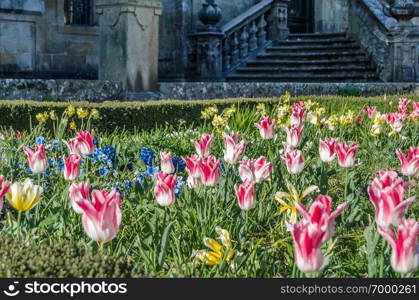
35,112,49,124
90,108,100,120
69,121,77,130
201,105,218,120
212,114,227,128
256,103,267,116
65,105,76,117
6,179,43,212
193,227,236,266
49,110,57,120
274,182,319,223
280,91,291,105
76,107,89,119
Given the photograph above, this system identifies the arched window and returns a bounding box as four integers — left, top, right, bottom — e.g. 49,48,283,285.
64,0,93,26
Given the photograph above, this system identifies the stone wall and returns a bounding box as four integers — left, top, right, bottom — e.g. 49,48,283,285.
314,0,349,33
0,0,99,79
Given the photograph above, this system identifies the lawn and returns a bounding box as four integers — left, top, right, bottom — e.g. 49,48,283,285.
0,94,417,278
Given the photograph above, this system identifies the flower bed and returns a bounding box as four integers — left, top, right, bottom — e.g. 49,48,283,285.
0,94,417,278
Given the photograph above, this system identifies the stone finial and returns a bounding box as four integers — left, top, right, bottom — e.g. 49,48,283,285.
198,0,222,31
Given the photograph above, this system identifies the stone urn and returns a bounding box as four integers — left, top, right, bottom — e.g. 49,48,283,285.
198,0,222,31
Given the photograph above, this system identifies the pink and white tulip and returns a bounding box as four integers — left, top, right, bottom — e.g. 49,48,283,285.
283,125,304,148
368,170,414,228
364,106,377,118
73,130,95,155
76,187,122,243
154,172,177,207
63,154,81,181
378,219,418,274
160,152,175,174
199,155,221,187
191,134,213,158
238,157,272,183
396,147,419,177
386,113,406,133
23,144,48,174
187,176,201,188
69,180,91,214
319,137,338,163
255,116,276,139
283,145,305,174
0,176,11,211
222,132,246,164
183,154,202,178
296,195,347,242
290,101,307,126
335,141,358,168
288,220,326,273
234,180,256,211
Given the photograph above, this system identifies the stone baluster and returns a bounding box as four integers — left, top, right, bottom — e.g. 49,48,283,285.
248,21,258,52
240,26,249,58
231,32,240,66
257,14,267,47
222,37,231,72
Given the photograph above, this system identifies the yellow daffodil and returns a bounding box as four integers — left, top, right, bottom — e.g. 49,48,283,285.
256,103,267,116
49,110,57,120
280,91,291,105
193,227,236,266
76,107,89,119
6,179,42,212
222,105,236,119
90,109,100,120
69,121,77,130
65,105,76,117
36,112,49,124
201,105,218,120
274,182,319,223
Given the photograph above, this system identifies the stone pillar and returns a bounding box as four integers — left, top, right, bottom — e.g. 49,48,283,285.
268,0,290,41
96,0,162,91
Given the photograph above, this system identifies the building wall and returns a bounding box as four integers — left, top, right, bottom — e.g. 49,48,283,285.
314,0,349,33
0,0,99,79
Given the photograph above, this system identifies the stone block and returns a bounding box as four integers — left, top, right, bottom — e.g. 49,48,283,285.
0,0,44,14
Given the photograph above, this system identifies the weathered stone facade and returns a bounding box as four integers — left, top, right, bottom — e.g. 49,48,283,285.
0,0,418,90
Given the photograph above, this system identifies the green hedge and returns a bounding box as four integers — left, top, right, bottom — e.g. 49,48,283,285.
0,236,143,278
1,94,418,133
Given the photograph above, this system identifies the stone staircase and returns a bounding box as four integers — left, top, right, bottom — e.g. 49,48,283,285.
226,33,380,82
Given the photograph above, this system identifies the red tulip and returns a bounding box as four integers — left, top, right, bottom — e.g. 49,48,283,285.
0,176,11,211
154,171,177,207
69,180,91,214
335,141,358,168
222,132,246,164
234,180,256,211
191,134,213,158
63,154,81,181
283,125,304,148
255,116,276,139
368,170,414,228
378,219,418,274
296,195,347,242
319,137,338,163
74,130,95,155
76,187,122,243
287,220,326,273
183,154,202,178
23,144,48,174
160,152,175,174
396,147,419,177
199,155,221,187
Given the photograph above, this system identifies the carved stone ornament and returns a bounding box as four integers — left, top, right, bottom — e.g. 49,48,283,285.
198,0,222,31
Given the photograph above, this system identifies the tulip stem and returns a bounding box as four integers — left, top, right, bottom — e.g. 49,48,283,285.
379,238,385,278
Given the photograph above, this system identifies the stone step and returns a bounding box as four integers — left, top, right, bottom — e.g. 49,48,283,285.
246,58,372,66
276,38,356,46
226,72,378,82
256,50,366,59
267,44,360,52
288,32,347,40
236,65,376,73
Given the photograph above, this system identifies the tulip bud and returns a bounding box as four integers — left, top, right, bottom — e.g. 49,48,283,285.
23,145,48,174
6,179,43,212
335,141,358,168
199,156,221,187
154,172,177,207
160,152,175,174
63,154,81,181
255,116,276,139
319,137,337,163
234,180,256,211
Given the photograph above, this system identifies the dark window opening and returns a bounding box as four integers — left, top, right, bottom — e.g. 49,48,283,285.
64,0,93,26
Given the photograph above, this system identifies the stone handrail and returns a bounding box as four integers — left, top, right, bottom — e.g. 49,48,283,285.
348,0,419,82
189,0,290,81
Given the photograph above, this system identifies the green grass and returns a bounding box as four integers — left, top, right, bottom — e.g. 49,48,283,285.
0,95,417,278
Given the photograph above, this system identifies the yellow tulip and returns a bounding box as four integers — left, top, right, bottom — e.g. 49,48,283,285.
6,179,43,212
